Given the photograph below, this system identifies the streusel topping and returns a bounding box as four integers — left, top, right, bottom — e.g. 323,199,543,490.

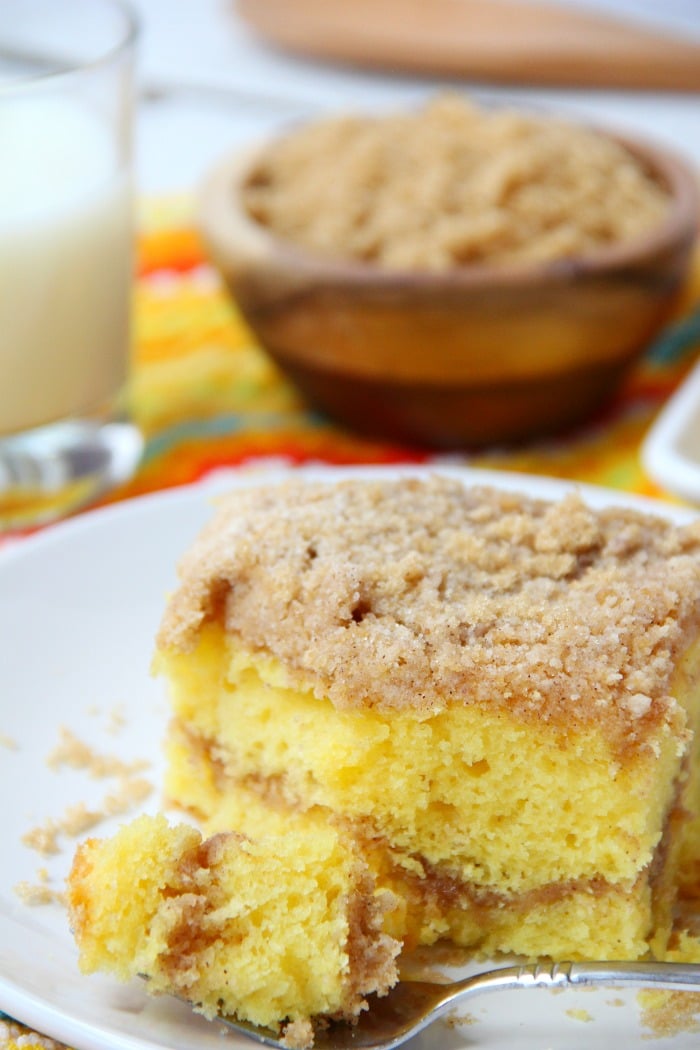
158,475,700,741
242,95,669,271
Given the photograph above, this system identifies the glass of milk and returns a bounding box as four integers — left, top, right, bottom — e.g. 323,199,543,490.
0,0,141,530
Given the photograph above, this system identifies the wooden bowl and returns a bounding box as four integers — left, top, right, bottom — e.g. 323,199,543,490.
198,132,699,449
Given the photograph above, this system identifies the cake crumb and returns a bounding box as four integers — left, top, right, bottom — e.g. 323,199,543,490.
47,727,149,778
445,1011,478,1027
60,803,104,837
566,1007,593,1022
639,990,700,1039
102,776,153,815
280,1018,314,1049
624,693,653,718
22,823,60,856
640,931,700,1037
14,880,66,907
0,733,17,750
21,777,153,855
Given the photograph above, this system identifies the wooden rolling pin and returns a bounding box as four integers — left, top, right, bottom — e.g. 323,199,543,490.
236,0,700,91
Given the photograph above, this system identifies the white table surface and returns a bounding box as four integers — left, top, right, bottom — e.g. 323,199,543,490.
132,0,700,197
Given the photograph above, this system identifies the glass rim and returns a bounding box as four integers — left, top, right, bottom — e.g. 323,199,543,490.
0,0,139,93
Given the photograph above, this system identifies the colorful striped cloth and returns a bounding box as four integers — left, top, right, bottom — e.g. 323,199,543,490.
2,198,700,1050
112,198,700,508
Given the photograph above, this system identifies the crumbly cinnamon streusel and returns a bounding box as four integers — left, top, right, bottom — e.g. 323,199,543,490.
242,95,670,271
47,727,149,778
22,779,153,856
14,881,66,907
158,476,700,748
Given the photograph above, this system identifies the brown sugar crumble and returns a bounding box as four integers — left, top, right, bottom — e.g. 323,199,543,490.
101,776,153,815
47,727,150,778
639,990,700,1039
243,95,670,272
159,475,700,753
19,727,152,871
21,823,62,857
14,866,67,907
444,1012,478,1029
279,1018,315,1050
21,778,153,858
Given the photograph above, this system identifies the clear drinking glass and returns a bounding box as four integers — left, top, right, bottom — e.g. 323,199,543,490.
0,0,141,530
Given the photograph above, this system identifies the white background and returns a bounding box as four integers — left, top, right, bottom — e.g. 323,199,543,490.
130,0,700,195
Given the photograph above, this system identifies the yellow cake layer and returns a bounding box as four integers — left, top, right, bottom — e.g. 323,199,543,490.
158,625,698,894
159,628,700,960
67,814,399,1037
673,648,700,897
165,728,664,960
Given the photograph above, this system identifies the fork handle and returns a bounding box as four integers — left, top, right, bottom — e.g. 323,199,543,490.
454,959,700,1004
568,959,700,992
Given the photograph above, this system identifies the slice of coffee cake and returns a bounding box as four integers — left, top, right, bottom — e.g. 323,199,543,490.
156,475,700,961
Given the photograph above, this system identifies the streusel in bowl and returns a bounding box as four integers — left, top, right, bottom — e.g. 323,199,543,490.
199,97,699,447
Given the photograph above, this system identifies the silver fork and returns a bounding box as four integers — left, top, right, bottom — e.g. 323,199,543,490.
216,960,700,1049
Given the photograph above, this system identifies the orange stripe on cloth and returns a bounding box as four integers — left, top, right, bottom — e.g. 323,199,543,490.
78,202,700,511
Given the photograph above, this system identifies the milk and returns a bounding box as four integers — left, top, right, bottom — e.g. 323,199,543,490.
0,96,133,437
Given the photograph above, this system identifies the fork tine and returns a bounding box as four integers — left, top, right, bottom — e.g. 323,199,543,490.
219,980,454,1050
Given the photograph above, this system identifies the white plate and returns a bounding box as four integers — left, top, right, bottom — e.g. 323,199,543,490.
642,357,700,505
1,463,697,1050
